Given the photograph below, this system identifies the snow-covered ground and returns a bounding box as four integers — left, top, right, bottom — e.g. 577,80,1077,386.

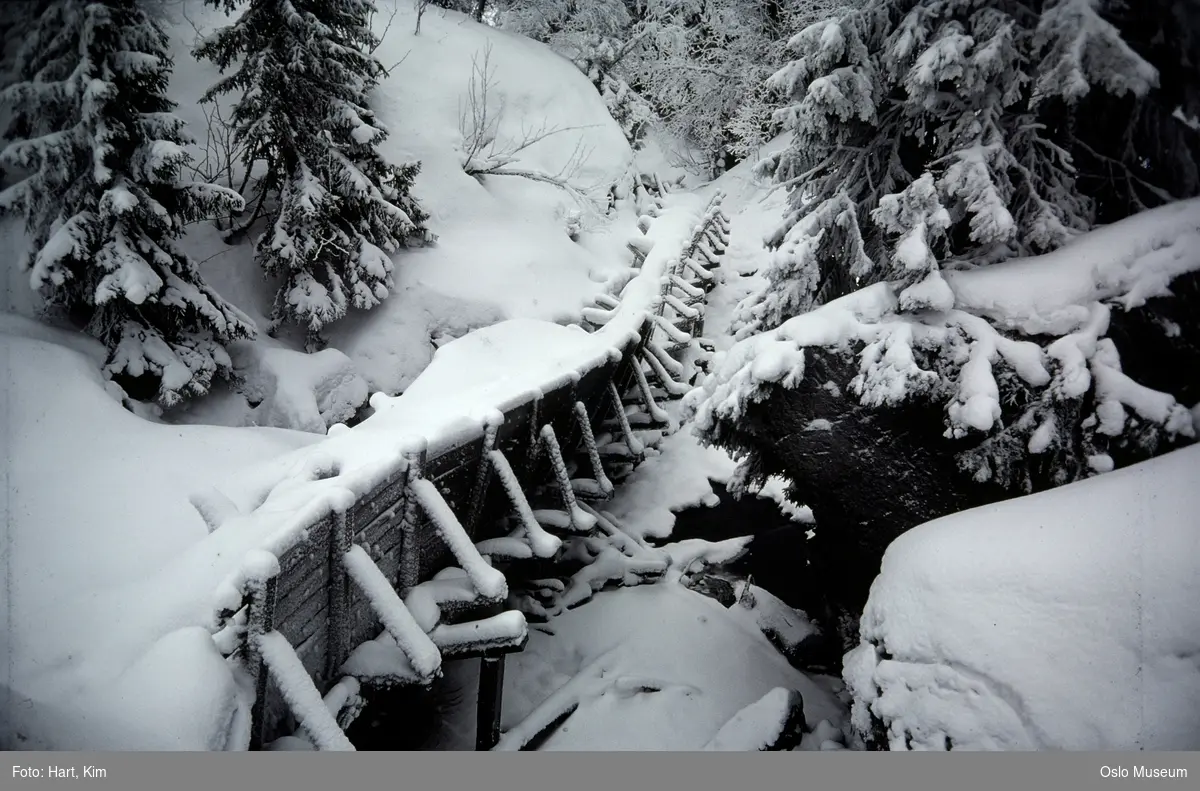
400,582,847,751
845,443,1200,751
5,0,1196,753
0,319,321,749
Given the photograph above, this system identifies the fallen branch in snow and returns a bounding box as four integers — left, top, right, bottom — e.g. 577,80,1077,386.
459,43,604,209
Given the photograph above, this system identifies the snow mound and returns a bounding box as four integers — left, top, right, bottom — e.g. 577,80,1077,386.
0,325,320,749
844,444,1200,751
232,344,370,434
498,584,846,750
3,627,249,751
703,687,803,751
730,582,819,657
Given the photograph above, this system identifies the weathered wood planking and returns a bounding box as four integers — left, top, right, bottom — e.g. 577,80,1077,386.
255,316,669,745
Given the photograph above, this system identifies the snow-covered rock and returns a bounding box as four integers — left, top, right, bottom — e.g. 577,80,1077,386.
232,344,369,434
844,444,1200,751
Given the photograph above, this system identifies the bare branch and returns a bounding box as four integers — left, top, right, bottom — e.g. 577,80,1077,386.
370,1,399,54
457,42,603,211
186,99,249,230
414,0,432,35
381,49,412,78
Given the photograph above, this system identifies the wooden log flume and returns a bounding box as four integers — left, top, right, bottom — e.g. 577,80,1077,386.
205,186,731,751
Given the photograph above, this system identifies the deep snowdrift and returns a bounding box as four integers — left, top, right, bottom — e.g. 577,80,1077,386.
0,323,321,749
844,443,1200,750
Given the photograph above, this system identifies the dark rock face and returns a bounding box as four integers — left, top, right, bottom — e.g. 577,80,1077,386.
685,574,737,607
1105,271,1200,409
716,287,1199,655
734,349,1011,651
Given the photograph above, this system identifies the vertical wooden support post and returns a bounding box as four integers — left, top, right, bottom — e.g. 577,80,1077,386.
476,652,507,751
327,511,351,681
525,397,542,476
398,444,427,597
466,422,499,536
247,574,279,751
563,380,581,455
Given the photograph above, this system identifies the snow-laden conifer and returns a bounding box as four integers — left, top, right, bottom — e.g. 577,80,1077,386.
0,0,254,407
739,0,1181,335
197,0,429,350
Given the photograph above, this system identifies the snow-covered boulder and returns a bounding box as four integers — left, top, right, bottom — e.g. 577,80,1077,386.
232,344,370,434
844,444,1200,751
689,199,1200,647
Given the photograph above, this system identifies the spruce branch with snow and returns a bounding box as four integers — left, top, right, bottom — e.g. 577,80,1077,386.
741,0,1194,334
195,0,430,351
0,0,256,408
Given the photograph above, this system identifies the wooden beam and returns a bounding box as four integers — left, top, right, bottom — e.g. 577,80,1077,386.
398,446,427,597
327,510,351,682
525,396,542,475
539,424,582,532
465,423,499,536
247,574,279,750
476,654,507,751
607,379,643,461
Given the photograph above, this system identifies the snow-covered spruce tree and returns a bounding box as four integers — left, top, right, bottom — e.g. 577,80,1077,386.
1070,0,1200,222
0,3,41,83
735,0,1183,337
0,0,255,407
196,0,429,351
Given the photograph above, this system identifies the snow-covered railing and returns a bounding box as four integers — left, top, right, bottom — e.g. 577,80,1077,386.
196,189,729,751
584,190,730,402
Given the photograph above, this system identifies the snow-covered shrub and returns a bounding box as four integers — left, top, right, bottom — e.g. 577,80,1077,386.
599,74,653,151
695,199,1200,494
196,0,430,351
0,0,256,407
739,0,1199,335
232,344,369,434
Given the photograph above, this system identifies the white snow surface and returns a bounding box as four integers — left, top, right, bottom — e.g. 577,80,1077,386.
0,326,320,749
703,687,797,750
499,583,846,750
602,422,739,541
180,342,370,435
844,444,1200,751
